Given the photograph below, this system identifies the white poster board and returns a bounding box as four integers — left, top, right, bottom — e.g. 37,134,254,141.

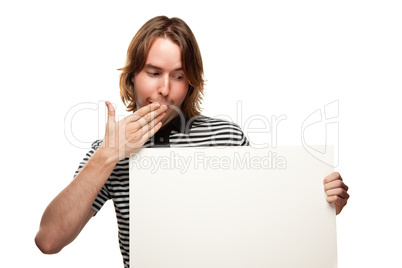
130,146,337,268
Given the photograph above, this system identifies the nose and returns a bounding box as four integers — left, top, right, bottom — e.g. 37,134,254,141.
157,74,170,97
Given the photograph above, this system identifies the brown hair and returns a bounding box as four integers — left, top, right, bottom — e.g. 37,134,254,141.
119,16,205,118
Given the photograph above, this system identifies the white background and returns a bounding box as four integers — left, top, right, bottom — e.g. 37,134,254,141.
1,0,401,267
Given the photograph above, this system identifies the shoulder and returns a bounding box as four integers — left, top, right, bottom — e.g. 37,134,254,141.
188,115,249,146
189,115,244,133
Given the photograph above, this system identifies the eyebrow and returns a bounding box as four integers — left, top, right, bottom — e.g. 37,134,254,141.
144,64,183,72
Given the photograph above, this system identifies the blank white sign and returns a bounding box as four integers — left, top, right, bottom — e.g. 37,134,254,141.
130,146,336,268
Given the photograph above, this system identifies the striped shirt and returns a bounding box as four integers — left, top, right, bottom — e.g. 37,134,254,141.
74,115,249,268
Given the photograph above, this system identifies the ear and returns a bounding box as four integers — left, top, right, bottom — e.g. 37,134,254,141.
130,74,135,85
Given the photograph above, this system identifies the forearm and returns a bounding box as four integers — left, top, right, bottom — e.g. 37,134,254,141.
35,147,117,253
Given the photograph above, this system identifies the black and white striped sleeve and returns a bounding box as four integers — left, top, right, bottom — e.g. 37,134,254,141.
73,140,111,215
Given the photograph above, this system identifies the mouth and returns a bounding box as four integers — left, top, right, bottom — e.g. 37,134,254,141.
149,100,171,107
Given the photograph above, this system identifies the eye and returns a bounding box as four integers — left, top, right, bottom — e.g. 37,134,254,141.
147,72,160,77
172,74,184,81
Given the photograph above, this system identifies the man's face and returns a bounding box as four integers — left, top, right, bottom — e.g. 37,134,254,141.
132,37,189,126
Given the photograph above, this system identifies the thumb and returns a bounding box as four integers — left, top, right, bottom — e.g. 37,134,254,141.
105,101,115,123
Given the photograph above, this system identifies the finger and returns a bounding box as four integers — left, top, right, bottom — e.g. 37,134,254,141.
105,101,115,123
326,195,348,209
125,112,166,148
135,112,166,136
326,188,350,199
326,195,347,204
126,119,164,149
140,121,163,143
324,180,349,191
126,102,162,122
323,172,342,184
147,112,166,130
134,105,168,129
126,109,166,135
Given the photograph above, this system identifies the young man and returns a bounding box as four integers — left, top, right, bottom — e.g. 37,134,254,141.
35,16,349,268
